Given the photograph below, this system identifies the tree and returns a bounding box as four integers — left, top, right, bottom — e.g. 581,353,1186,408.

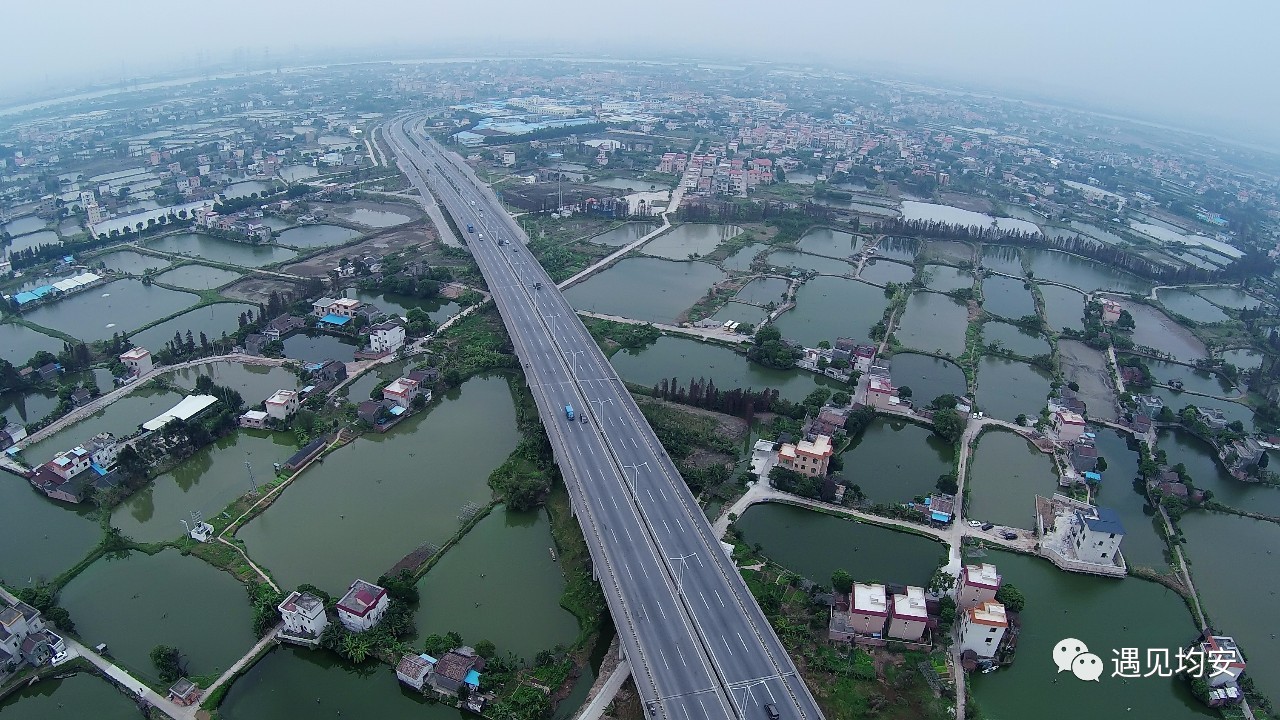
935,473,958,494
831,569,854,594
897,385,913,399
995,583,1026,613
1095,457,1108,473
150,645,183,683
474,639,497,659
1015,413,1028,426
341,632,374,663
932,409,966,443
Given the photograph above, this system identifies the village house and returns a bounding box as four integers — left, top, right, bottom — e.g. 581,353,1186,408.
1070,506,1125,565
382,377,421,409
264,389,300,421
0,422,27,451
283,436,328,472
336,579,389,632
30,446,96,503
1101,298,1122,324
263,314,305,341
829,583,888,641
83,433,120,469
958,599,1008,658
303,359,348,389
887,586,928,642
396,653,434,691
166,678,201,707
866,374,898,410
956,563,1001,608
426,647,484,696
238,409,268,429
1199,634,1247,690
119,346,154,377
808,406,849,437
369,320,406,355
776,434,833,477
1069,441,1098,473
0,601,51,677
278,591,329,647
1053,410,1086,443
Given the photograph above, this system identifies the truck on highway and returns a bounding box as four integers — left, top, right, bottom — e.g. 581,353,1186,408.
564,404,575,421
467,224,474,233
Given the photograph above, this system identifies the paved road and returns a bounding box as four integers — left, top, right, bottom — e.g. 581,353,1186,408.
0,585,193,720
387,115,823,720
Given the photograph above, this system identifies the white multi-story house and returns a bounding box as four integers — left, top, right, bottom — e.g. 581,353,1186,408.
888,586,928,642
382,377,420,409
277,591,329,646
956,563,1001,608
336,579,389,633
83,433,120,469
1069,507,1125,565
49,447,92,481
264,390,300,421
958,599,1008,658
369,321,406,355
119,346,154,377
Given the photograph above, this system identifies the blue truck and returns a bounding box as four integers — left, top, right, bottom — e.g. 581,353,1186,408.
467,224,474,233
564,404,575,421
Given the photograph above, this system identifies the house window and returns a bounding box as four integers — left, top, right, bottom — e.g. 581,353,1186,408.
989,627,997,633
1109,533,1115,539
985,638,993,644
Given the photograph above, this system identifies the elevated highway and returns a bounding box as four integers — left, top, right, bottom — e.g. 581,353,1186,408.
385,115,823,720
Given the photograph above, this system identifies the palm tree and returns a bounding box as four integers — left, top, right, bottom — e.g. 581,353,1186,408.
341,632,373,663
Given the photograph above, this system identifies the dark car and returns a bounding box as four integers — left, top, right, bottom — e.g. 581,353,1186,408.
764,703,780,719
981,522,994,531
1001,531,1018,540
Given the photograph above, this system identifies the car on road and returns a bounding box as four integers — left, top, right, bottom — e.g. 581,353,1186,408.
1001,531,1018,540
765,703,780,719
981,522,994,531
967,520,982,528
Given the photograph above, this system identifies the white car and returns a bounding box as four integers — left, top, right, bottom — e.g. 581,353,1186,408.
967,520,982,528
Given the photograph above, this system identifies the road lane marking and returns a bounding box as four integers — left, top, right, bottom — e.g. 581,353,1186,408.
738,633,749,652
722,636,734,656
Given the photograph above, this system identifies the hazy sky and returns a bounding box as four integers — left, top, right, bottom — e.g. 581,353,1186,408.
6,0,1279,147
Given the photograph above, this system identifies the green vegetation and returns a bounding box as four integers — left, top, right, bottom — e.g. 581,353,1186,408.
150,644,184,684
747,324,801,369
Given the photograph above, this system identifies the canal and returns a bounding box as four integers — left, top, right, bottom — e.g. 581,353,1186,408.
734,503,945,587
895,293,969,358
0,322,65,364
609,335,838,402
96,250,171,274
413,507,580,661
22,280,198,342
0,478,101,587
153,264,245,290
965,430,1057,529
981,276,1036,320
640,223,742,260
59,548,257,678
796,227,861,258
145,233,299,267
0,672,141,720
839,418,953,504
1157,429,1280,515
130,303,256,352
1088,429,1168,570
773,276,886,348
20,386,185,464
237,375,519,593
1038,284,1086,331
886,353,967,405
1179,512,1280,702
111,429,298,543
165,361,301,406
967,550,1212,720
976,357,1052,422
217,645,464,720
564,257,725,324
922,264,973,293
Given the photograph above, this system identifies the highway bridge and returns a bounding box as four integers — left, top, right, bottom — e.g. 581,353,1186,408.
385,115,824,720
